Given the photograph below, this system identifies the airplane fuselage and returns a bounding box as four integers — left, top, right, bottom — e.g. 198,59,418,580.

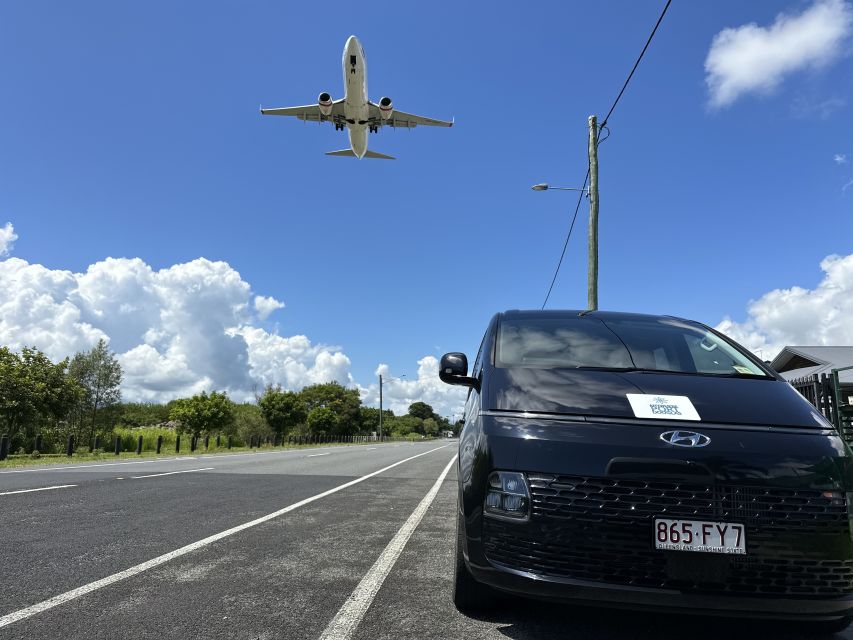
343,36,369,158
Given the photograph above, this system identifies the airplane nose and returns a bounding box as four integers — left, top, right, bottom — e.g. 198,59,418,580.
346,35,359,52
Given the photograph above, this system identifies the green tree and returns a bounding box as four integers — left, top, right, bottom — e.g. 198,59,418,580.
0,346,81,450
258,385,307,435
233,403,269,445
387,414,423,437
169,391,234,437
68,339,123,443
117,402,170,428
299,382,361,435
306,406,338,434
407,401,436,421
358,406,393,434
422,417,439,437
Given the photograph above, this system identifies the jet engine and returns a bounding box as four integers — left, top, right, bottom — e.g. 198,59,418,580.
318,92,333,116
379,96,393,120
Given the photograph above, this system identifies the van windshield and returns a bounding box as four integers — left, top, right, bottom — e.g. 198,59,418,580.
496,316,768,377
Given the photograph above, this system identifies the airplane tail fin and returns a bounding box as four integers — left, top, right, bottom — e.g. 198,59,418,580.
325,149,396,160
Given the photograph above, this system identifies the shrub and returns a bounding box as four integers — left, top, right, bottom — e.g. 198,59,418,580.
29,450,41,459
113,426,178,453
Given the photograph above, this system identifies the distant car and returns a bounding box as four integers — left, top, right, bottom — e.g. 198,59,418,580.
441,310,853,633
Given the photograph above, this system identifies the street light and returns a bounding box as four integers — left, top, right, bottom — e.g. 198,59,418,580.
531,183,589,193
378,374,406,442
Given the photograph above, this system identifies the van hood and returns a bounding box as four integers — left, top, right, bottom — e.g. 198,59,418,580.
487,367,824,429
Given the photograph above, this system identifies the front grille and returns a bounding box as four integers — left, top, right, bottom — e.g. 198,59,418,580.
482,473,853,596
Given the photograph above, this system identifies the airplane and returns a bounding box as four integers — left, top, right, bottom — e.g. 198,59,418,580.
260,35,453,160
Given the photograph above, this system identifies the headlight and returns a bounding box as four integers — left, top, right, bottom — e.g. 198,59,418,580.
484,471,530,521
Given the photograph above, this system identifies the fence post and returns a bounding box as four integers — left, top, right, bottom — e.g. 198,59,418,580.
136,435,143,455
114,435,121,456
227,435,232,449
0,434,8,460
94,435,101,452
34,433,43,453
204,435,210,450
156,435,163,454
175,435,181,453
190,436,197,452
65,435,74,456
216,435,221,448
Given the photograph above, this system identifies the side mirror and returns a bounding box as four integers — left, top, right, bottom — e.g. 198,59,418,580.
439,352,480,389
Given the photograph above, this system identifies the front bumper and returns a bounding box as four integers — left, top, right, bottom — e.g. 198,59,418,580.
469,561,853,620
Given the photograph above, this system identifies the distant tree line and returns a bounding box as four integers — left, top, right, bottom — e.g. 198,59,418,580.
0,344,460,454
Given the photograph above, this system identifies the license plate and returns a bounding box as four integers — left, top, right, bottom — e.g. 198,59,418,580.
654,518,746,555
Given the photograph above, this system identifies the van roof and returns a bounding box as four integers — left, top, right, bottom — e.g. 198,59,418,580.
501,309,691,323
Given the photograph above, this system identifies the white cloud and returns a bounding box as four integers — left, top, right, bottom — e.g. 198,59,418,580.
705,0,852,108
717,253,853,360
359,356,468,419
0,224,464,414
253,294,284,320
835,153,849,164
0,222,17,257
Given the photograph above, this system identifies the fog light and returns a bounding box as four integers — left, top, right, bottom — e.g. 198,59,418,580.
484,471,530,522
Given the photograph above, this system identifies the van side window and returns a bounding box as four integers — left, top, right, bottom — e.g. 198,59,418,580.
471,329,488,379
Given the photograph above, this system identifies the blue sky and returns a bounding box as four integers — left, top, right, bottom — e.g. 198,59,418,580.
1,0,852,411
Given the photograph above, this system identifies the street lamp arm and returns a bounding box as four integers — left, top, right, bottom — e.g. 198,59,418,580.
531,183,589,192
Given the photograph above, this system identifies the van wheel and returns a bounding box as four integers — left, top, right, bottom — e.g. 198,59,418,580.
809,616,853,636
453,509,495,613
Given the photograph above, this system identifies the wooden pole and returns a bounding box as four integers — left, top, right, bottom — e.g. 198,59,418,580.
588,115,600,311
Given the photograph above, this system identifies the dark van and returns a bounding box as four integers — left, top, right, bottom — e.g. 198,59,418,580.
440,310,853,632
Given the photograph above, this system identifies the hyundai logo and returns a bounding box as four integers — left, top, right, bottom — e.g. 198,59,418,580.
659,430,711,448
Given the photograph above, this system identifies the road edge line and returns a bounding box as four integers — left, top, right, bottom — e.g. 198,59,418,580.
319,454,458,640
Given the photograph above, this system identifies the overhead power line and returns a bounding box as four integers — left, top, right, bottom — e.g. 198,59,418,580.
541,0,672,308
542,171,589,309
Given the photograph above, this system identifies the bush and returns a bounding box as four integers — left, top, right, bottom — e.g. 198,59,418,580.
113,426,178,453
29,450,41,459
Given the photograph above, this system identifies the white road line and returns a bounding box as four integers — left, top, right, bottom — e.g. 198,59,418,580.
0,457,193,474
307,453,331,457
0,444,450,630
366,447,377,450
319,454,458,640
130,467,214,479
0,484,77,496
0,441,432,474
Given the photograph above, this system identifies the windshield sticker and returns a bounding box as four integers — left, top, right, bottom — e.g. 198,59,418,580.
732,365,753,375
626,394,701,421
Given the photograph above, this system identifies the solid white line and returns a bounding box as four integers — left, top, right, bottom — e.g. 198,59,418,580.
130,467,214,479
307,453,331,457
0,444,450,630
319,454,458,640
0,484,77,496
0,457,193,474
0,440,423,474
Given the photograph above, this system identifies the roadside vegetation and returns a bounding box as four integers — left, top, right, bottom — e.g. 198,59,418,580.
0,343,461,462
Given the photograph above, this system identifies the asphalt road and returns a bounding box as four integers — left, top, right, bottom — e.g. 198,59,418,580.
0,441,847,639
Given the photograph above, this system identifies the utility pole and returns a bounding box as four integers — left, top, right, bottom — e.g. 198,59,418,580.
587,114,600,311
378,374,383,442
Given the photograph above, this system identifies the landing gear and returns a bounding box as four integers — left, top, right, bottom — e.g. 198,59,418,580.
369,125,378,134
334,122,344,131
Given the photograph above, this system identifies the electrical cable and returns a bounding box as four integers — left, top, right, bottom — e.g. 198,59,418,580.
541,0,672,308
541,170,589,309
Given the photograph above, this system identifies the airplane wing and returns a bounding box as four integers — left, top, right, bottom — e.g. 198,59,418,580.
368,102,453,129
260,100,345,123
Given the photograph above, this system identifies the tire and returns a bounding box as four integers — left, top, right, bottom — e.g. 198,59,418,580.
453,508,495,613
808,616,853,636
